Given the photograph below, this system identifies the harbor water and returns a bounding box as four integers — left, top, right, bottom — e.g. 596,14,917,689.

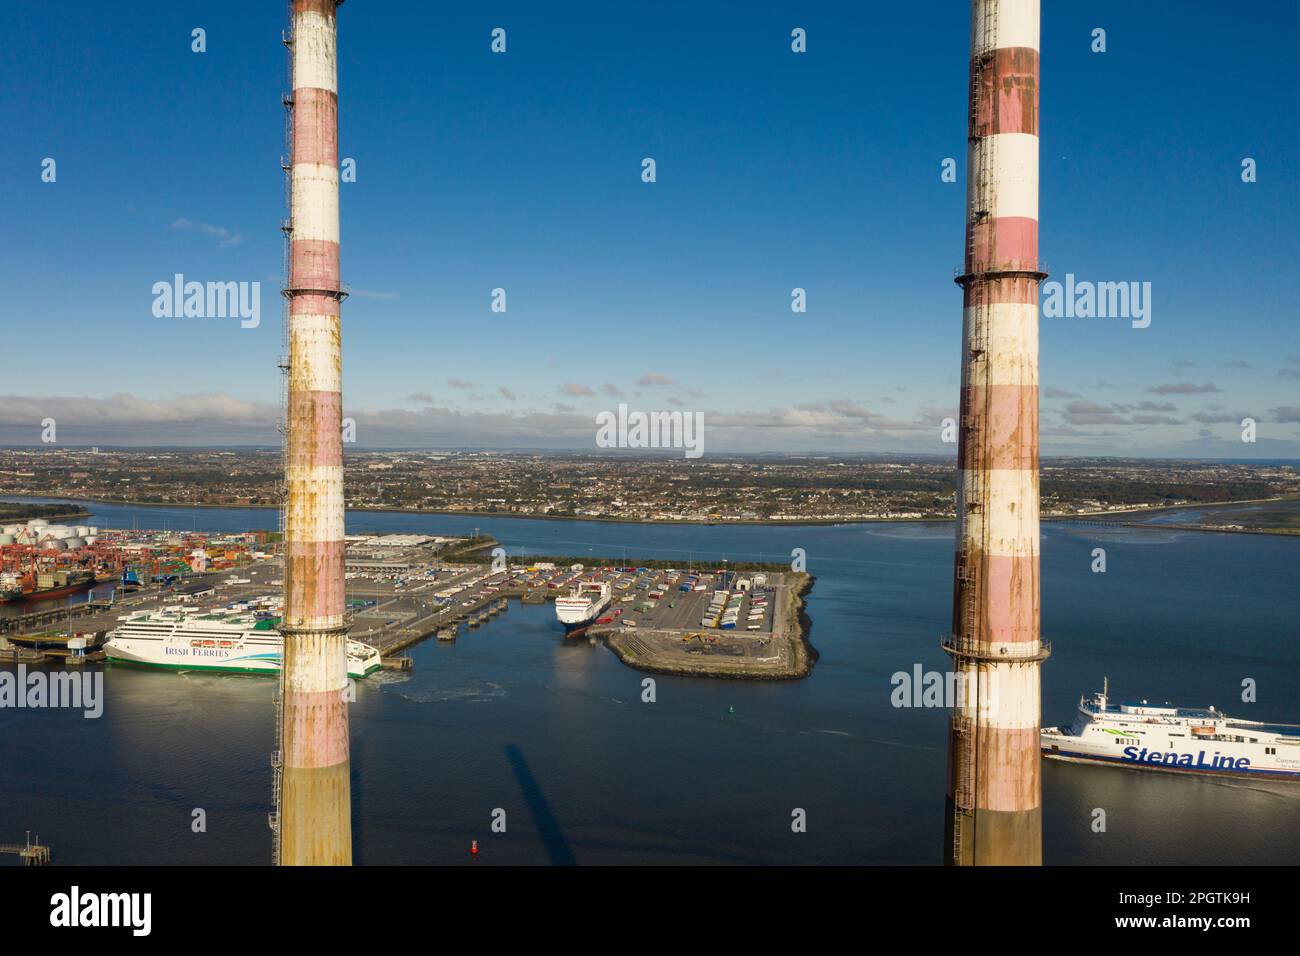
2,500,1298,864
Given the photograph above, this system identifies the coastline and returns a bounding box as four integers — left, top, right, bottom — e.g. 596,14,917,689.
3,493,1298,535
1049,496,1300,536
0,508,92,524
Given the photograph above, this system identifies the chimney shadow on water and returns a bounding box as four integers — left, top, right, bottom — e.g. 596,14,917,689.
504,743,576,866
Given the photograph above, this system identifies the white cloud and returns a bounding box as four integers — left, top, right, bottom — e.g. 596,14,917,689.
171,217,244,247
636,372,676,387
1,390,1293,456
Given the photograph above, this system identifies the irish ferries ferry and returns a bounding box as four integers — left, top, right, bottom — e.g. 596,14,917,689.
555,581,612,633
1041,680,1300,780
104,604,381,678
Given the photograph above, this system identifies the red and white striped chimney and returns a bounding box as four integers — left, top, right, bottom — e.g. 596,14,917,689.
944,0,1048,866
280,0,351,866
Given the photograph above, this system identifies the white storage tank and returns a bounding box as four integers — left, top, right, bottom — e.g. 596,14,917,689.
0,534,14,545
27,518,50,529
42,538,68,551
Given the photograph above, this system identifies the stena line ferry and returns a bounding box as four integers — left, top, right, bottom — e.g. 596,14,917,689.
104,603,381,679
1041,679,1300,781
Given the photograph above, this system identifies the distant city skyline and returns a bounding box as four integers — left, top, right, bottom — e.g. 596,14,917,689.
2,2,1296,457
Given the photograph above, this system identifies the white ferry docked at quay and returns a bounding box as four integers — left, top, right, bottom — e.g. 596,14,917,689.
1041,680,1300,781
554,580,613,633
104,600,381,679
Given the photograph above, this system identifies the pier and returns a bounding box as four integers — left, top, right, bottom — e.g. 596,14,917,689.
0,836,52,866
0,600,116,635
2,535,816,681
368,590,527,655
0,568,239,636
1,632,107,666
596,572,814,680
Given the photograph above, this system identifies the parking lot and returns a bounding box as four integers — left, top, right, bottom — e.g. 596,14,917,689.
4,534,806,679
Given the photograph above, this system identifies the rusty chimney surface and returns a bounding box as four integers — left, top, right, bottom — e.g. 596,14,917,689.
279,0,351,866
943,0,1048,866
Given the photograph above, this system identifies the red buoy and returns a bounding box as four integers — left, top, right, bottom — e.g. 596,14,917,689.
470,839,479,858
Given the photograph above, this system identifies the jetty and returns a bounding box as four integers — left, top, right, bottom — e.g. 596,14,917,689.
597,572,815,681
0,836,52,866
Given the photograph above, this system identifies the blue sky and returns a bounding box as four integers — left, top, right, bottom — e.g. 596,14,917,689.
1,1,1296,455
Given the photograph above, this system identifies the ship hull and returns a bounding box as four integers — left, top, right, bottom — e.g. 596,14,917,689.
1042,686,1300,782
556,583,613,634
105,638,380,679
106,657,382,678
106,656,281,676
22,579,95,602
558,596,612,633
1042,747,1300,781
105,638,282,674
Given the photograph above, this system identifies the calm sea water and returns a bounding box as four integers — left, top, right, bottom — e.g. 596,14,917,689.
2,499,1298,865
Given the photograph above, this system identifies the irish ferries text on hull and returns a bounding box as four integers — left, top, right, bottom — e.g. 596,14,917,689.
1042,681,1300,780
104,598,381,679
